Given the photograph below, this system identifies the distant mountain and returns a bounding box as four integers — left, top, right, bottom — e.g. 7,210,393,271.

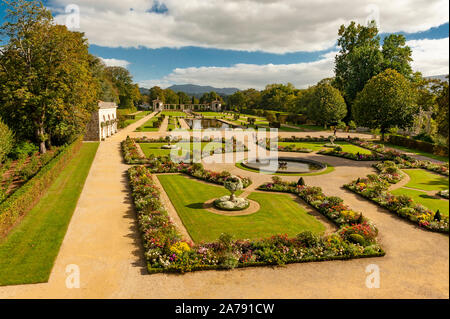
168,84,239,96
424,74,449,82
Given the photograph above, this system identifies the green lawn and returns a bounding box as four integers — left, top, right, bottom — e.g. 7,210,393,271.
157,174,325,243
391,188,449,216
120,111,152,128
167,117,180,130
139,142,224,157
0,142,99,286
161,111,187,117
277,141,373,154
197,112,226,117
136,115,163,132
402,169,449,191
379,142,449,163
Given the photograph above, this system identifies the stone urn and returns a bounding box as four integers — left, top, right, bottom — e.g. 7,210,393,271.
213,176,249,211
224,175,243,201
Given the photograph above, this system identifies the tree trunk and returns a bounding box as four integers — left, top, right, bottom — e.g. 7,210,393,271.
381,129,385,142
37,121,47,154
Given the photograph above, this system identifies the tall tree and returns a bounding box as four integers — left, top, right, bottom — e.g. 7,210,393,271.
335,21,413,119
105,66,135,109
334,21,383,106
297,86,317,116
163,88,179,104
148,86,165,102
260,83,296,111
309,83,347,127
436,79,449,147
177,91,191,104
381,34,413,79
89,56,120,103
353,69,418,141
0,0,98,152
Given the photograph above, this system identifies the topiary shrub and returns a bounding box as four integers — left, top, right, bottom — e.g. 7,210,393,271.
297,177,305,186
296,231,320,248
0,117,14,163
434,210,441,221
348,233,366,246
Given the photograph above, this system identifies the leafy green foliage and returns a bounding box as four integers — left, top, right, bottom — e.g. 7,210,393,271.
353,69,418,140
0,117,14,163
0,0,98,152
309,83,347,126
334,21,413,108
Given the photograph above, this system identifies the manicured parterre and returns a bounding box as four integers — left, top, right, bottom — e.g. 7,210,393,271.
157,174,326,242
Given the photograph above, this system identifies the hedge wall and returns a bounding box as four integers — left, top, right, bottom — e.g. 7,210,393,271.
388,135,448,156
0,137,84,237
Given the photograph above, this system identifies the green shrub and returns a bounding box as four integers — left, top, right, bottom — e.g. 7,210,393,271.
218,252,239,269
0,117,14,163
348,233,366,246
10,141,38,160
18,154,41,181
296,231,320,248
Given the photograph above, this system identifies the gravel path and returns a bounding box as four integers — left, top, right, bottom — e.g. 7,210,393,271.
0,127,448,299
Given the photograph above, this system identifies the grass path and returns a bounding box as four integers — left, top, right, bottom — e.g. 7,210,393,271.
157,174,325,243
0,142,99,286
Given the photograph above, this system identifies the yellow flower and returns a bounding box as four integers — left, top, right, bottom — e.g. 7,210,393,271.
170,242,191,255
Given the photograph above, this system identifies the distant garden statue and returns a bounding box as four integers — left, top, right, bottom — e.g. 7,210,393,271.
214,176,250,211
324,135,337,148
161,135,179,149
329,135,336,145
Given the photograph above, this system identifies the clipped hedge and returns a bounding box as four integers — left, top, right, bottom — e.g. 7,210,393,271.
388,135,448,157
0,137,84,237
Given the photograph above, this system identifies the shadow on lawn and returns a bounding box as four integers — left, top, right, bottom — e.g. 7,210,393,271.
186,202,204,209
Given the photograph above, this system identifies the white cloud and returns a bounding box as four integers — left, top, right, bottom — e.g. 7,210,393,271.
51,0,449,53
99,57,131,68
139,52,336,90
139,37,450,90
407,37,449,76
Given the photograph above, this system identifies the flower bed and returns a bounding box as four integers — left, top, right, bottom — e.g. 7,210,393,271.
349,140,449,176
277,136,350,143
318,148,384,161
128,166,384,274
122,138,252,187
344,163,449,233
275,145,313,153
122,136,247,164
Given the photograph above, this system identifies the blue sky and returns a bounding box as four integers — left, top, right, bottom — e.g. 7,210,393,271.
1,1,449,89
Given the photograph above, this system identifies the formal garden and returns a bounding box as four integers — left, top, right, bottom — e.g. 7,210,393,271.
129,165,385,273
